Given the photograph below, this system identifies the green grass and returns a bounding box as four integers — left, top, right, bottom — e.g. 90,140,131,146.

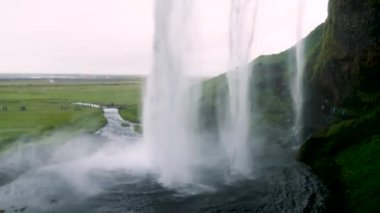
0,79,142,151
119,104,140,123
0,81,141,105
299,106,380,212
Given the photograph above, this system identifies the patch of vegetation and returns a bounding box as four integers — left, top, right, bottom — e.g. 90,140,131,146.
299,106,380,212
0,79,141,151
336,135,380,213
119,104,140,123
310,3,336,81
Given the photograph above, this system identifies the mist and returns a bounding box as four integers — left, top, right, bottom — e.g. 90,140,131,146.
0,132,150,210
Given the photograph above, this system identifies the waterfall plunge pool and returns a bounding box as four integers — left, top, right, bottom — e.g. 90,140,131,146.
0,108,326,212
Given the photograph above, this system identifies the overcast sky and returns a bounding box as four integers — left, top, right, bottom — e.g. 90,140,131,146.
0,0,328,76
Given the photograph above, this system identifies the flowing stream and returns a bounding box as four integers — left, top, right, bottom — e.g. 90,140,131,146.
97,108,139,141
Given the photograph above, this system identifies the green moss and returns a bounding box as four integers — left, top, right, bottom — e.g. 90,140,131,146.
336,135,380,213
299,106,380,212
311,22,334,80
325,120,354,137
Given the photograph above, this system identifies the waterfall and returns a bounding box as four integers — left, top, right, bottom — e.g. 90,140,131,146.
143,0,260,186
222,0,258,176
142,0,199,187
291,0,306,147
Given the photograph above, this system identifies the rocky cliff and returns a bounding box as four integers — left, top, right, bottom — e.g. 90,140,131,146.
304,0,380,129
300,0,380,212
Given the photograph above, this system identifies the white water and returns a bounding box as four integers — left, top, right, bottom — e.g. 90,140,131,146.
291,0,306,146
222,0,258,175
142,0,310,189
142,0,201,187
143,0,261,187
72,102,101,108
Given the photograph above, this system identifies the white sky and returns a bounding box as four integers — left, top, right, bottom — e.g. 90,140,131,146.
0,0,328,76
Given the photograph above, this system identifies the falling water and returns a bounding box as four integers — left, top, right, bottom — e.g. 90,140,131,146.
143,0,260,186
142,0,199,187
143,0,306,187
291,0,306,146
222,0,258,176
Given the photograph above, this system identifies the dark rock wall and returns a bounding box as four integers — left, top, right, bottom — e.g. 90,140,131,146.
304,0,380,130
300,1,380,212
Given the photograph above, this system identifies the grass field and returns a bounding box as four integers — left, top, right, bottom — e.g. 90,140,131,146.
0,78,142,151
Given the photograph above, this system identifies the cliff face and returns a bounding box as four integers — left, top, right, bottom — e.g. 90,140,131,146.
314,0,379,99
305,0,380,129
300,1,380,212
199,24,324,144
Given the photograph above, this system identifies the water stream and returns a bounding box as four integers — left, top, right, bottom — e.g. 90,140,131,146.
97,108,139,141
